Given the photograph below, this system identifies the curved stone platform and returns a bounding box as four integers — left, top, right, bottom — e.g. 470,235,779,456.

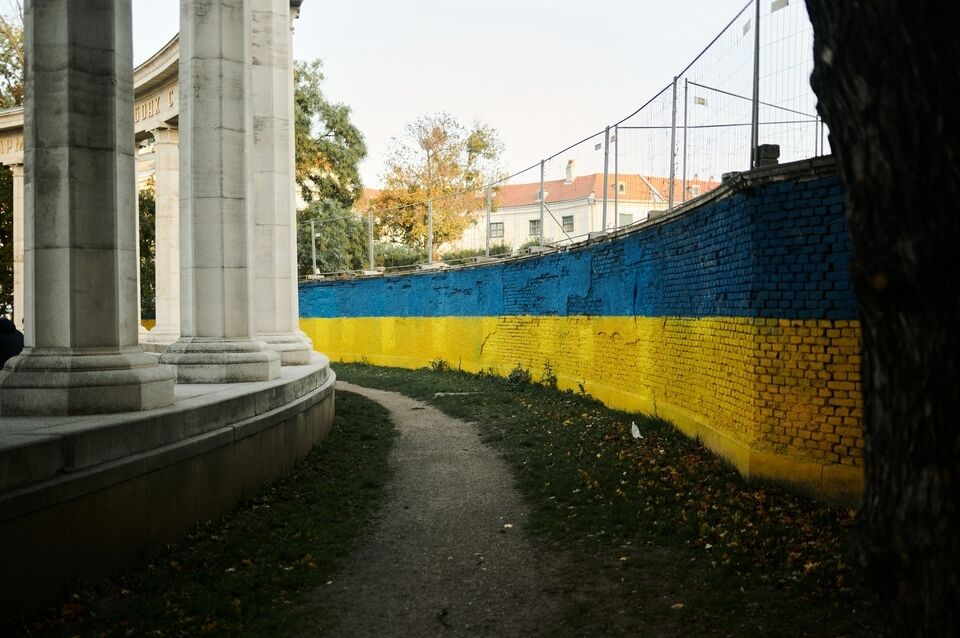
0,357,335,616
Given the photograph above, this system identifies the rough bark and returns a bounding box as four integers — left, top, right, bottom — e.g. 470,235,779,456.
804,2,960,634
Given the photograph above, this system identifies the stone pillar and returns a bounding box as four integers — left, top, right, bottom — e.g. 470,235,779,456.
160,0,280,383
142,127,181,350
10,163,23,331
249,0,312,364
0,0,175,415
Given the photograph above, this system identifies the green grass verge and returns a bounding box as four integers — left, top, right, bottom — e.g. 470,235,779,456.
336,362,881,637
11,390,395,637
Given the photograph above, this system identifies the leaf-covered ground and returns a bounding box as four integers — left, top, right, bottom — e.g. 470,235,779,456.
9,364,882,637
335,363,882,637
8,391,395,638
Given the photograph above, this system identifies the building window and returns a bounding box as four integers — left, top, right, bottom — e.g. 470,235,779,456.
562,216,574,233
689,184,701,197
489,222,504,239
617,182,626,193
619,213,633,226
529,219,542,236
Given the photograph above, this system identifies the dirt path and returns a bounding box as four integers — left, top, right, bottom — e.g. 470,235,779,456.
312,381,568,637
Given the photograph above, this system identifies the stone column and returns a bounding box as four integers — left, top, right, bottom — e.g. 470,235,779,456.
160,0,280,383
249,0,312,364
142,127,181,350
10,163,23,330
0,0,175,415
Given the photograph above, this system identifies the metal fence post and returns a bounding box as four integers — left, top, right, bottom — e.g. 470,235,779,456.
613,124,619,225
310,218,317,275
682,78,689,204
668,76,678,212
485,186,492,257
427,200,433,264
815,114,821,156
601,125,610,230
368,210,374,271
539,160,545,245
750,0,760,169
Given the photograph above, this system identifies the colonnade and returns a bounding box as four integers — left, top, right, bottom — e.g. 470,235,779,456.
0,0,313,415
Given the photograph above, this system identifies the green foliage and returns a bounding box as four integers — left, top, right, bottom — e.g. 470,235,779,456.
376,242,425,269
138,180,156,318
334,364,881,636
507,363,532,385
297,200,369,276
294,60,366,208
439,247,482,263
14,391,395,636
519,237,543,251
438,244,511,263
540,360,558,389
429,358,451,372
372,112,504,249
294,60,368,277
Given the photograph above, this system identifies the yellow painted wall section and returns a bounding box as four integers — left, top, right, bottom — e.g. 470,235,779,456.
302,314,863,500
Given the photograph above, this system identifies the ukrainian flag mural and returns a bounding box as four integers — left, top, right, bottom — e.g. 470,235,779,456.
300,161,862,501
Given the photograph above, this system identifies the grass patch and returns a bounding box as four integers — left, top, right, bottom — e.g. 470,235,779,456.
335,362,881,636
11,391,395,637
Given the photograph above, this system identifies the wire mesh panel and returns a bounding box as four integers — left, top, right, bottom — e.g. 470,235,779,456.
678,1,755,200
757,0,827,162
614,84,677,223
299,0,830,279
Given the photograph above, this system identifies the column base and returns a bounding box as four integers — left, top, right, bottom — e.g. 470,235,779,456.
0,348,175,416
140,327,181,353
259,332,314,366
159,337,281,383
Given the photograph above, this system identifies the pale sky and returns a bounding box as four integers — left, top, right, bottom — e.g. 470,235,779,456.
124,2,756,188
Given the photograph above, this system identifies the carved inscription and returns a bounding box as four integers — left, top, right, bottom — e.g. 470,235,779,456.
134,96,162,123
1,135,23,154
132,84,178,126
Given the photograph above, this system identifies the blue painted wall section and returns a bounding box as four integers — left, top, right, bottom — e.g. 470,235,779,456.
300,175,855,320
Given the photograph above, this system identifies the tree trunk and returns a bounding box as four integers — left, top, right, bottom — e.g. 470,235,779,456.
804,2,960,634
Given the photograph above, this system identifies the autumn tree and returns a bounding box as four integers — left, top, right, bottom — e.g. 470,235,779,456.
0,2,22,110
804,1,960,634
372,112,503,249
294,59,368,276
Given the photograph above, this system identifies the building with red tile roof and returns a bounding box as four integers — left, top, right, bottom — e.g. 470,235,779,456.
451,161,719,252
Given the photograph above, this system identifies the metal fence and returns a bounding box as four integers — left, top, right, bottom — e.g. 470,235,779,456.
304,0,826,278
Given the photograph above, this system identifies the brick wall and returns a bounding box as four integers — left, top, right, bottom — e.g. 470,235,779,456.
300,158,863,500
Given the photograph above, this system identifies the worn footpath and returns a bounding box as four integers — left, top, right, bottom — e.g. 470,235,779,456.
305,382,568,637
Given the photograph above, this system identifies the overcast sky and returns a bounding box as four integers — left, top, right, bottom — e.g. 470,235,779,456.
20,1,758,187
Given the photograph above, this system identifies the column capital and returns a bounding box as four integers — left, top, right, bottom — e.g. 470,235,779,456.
8,162,23,177
151,126,179,144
